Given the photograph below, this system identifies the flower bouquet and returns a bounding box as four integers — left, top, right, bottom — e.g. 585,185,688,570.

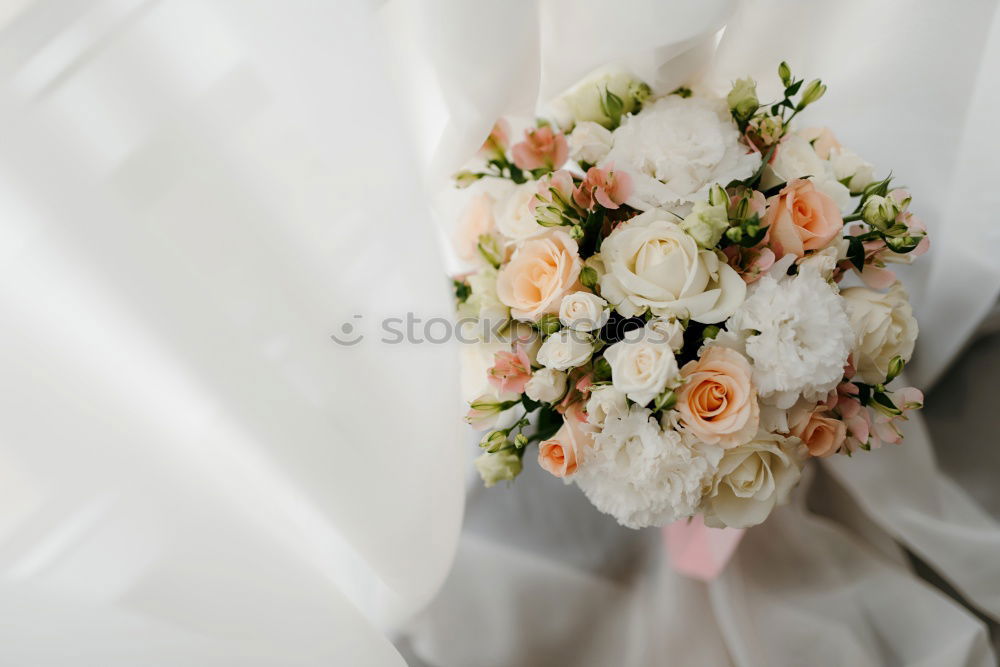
452,63,928,529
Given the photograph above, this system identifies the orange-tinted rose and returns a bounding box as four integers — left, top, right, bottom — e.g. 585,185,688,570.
677,347,759,447
763,179,843,259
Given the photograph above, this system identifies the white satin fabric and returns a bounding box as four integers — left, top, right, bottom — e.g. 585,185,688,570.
400,1,1000,666
0,2,460,665
0,1,998,665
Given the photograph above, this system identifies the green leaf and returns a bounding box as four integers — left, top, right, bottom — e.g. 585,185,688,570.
846,235,866,272
533,406,564,443
453,279,471,303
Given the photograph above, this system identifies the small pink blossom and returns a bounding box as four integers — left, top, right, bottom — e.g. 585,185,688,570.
512,126,569,171
487,344,532,395
723,245,775,284
573,165,633,210
556,368,593,423
479,119,510,160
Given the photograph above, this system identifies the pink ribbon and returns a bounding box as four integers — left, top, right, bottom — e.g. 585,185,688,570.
663,515,745,581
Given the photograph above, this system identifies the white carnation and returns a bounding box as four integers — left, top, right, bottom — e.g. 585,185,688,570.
574,406,720,528
716,264,853,409
601,95,760,211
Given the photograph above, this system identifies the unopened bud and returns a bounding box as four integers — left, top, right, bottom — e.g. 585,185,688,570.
727,77,759,124
481,430,508,452
799,79,827,107
454,170,480,188
580,266,599,289
537,314,562,335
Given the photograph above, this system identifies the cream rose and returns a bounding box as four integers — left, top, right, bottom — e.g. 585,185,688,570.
677,346,759,447
829,147,875,195
497,231,582,322
585,385,629,426
841,282,918,384
702,430,802,528
569,121,614,165
644,317,685,352
559,291,609,331
603,328,679,406
764,134,850,211
525,368,568,403
496,182,546,240
598,209,746,322
536,330,594,371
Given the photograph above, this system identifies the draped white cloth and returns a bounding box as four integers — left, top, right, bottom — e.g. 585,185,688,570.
0,1,998,665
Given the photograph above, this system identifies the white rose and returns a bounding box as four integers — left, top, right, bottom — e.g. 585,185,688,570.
559,291,610,331
841,282,918,384
764,134,851,211
496,182,545,240
601,95,761,211
598,209,746,322
536,330,594,371
829,147,876,194
702,430,803,529
525,368,568,403
585,385,629,426
644,316,685,352
458,264,508,321
603,328,679,406
550,68,646,129
568,121,613,165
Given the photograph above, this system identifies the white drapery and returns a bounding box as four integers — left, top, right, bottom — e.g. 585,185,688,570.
0,1,998,665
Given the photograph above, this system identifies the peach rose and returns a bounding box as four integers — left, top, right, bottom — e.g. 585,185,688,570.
677,347,759,447
798,127,841,160
496,231,582,322
763,178,843,259
789,409,846,457
538,418,595,478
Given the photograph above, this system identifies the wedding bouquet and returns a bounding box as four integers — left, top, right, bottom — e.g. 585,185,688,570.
452,63,929,529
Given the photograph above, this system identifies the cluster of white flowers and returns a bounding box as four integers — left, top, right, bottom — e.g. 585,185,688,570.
456,62,928,532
